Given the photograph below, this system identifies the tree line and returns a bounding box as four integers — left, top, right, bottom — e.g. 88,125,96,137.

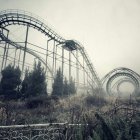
0,61,76,100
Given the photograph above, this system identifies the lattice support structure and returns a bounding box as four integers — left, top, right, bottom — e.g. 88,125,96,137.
0,9,102,93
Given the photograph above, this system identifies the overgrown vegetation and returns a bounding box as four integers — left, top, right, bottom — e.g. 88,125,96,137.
0,94,140,139
0,63,140,139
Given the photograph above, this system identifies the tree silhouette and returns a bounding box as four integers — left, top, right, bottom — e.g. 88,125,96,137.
69,77,76,95
63,77,69,96
52,69,76,97
0,64,21,100
52,68,63,97
21,61,47,98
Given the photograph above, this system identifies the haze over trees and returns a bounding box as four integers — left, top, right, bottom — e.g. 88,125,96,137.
52,68,76,97
0,62,76,100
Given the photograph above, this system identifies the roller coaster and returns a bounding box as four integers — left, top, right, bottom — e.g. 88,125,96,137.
0,9,101,93
0,9,140,95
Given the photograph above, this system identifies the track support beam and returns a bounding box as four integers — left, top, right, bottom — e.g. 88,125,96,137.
22,25,29,78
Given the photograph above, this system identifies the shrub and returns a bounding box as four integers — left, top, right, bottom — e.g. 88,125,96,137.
84,95,107,107
26,96,46,109
26,95,59,109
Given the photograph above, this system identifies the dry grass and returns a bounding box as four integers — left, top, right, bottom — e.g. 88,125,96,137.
0,93,140,139
0,93,134,125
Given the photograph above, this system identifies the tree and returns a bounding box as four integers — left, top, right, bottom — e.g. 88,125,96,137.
52,69,76,97
69,77,76,95
52,68,63,96
63,77,69,96
21,61,47,98
0,64,21,100
20,69,30,98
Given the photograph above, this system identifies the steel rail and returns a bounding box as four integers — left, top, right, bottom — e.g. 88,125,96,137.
101,67,140,84
106,72,139,94
74,40,101,88
101,67,140,95
0,9,65,43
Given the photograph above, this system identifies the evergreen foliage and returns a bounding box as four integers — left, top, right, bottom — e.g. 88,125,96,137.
52,68,76,97
21,61,47,98
0,64,21,100
52,68,63,96
21,69,30,98
69,77,76,95
63,77,69,96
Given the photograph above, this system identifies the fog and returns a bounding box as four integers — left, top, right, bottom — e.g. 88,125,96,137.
0,0,140,79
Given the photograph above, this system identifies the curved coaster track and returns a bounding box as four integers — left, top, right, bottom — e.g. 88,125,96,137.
102,67,140,95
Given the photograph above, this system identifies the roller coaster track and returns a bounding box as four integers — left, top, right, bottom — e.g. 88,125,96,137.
0,9,101,88
102,67,140,84
102,67,140,94
0,9,64,43
74,40,101,87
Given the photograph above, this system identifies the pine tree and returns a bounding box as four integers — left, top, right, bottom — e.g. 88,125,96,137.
69,77,76,95
52,69,76,97
63,77,69,96
21,69,30,98
52,68,63,97
0,64,21,100
21,61,47,98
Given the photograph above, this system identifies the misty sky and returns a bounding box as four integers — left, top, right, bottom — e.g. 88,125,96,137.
0,0,140,78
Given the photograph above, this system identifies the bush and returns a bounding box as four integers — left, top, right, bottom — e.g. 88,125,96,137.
26,95,59,109
84,95,107,107
3,90,18,101
26,96,46,109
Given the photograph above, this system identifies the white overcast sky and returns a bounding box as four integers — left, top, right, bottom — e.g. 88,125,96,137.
0,0,140,78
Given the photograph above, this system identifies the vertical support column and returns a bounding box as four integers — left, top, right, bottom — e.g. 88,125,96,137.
18,49,21,67
87,70,89,93
4,43,10,68
76,50,79,90
1,31,9,71
13,48,17,67
83,57,86,91
22,25,29,78
45,39,52,74
92,75,95,92
54,44,58,74
46,39,52,94
69,51,71,82
52,40,55,76
62,46,64,96
62,47,64,77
